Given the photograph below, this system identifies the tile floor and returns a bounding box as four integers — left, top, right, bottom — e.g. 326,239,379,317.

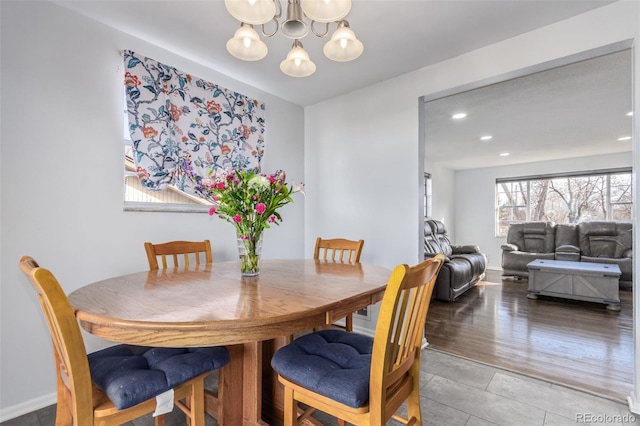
2,348,635,426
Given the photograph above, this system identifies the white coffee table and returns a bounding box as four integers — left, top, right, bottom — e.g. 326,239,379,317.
526,259,621,311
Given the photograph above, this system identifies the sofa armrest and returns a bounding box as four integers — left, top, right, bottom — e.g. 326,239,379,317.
555,244,580,254
452,245,480,254
623,249,633,258
555,244,581,261
501,243,519,252
425,252,451,263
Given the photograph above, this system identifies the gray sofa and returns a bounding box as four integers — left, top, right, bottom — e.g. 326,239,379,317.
501,221,632,288
424,219,487,301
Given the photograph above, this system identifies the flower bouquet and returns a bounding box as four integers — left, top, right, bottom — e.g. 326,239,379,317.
184,163,303,276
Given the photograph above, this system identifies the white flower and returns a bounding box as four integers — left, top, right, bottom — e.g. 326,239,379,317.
248,175,270,189
292,182,305,196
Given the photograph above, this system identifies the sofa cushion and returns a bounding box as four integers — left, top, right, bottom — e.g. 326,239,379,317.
424,223,446,255
507,222,556,253
452,253,486,278
555,224,579,248
427,220,453,256
578,222,632,258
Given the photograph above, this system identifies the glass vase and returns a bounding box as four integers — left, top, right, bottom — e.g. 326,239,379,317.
236,231,263,276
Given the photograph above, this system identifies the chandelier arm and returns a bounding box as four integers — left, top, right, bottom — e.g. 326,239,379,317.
261,18,280,37
274,0,283,19
310,20,330,38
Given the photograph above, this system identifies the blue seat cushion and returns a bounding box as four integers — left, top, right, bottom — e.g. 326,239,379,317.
270,329,373,408
88,345,230,410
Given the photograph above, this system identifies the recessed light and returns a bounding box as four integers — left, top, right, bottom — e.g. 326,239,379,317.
480,135,493,141
626,111,633,117
499,152,510,157
451,113,467,120
618,136,632,141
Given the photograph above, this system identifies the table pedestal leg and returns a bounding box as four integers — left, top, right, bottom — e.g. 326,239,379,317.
261,337,285,424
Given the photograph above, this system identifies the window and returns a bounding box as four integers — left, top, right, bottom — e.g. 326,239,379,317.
496,169,632,236
123,102,212,212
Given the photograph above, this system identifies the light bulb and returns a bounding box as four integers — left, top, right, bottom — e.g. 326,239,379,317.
339,38,348,49
243,37,252,48
295,58,302,67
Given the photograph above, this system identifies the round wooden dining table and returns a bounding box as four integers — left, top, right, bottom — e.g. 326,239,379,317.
68,259,391,426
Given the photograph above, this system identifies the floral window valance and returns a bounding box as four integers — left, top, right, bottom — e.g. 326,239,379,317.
123,50,265,198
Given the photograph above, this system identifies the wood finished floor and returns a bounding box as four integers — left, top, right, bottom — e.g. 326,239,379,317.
424,269,633,403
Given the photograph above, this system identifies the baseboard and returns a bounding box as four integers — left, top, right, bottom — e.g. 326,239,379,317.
628,391,640,414
0,392,56,423
351,324,374,337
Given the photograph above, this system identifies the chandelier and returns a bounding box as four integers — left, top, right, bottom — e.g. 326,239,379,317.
224,0,364,77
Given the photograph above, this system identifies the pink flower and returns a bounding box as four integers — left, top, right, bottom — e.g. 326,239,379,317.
255,203,267,214
209,206,217,216
233,215,242,223
268,215,276,223
216,182,226,191
240,235,248,240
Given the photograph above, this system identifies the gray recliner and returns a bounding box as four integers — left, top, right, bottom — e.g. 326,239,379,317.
577,221,632,287
424,219,487,301
501,222,556,279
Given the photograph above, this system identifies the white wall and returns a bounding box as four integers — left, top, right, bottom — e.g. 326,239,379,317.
304,0,639,398
0,1,304,418
453,152,632,270
426,161,456,233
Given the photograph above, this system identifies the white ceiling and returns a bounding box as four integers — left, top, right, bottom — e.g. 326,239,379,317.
53,0,631,169
425,49,633,170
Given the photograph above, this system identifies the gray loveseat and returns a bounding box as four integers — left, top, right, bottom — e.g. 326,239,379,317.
501,221,632,288
424,219,487,301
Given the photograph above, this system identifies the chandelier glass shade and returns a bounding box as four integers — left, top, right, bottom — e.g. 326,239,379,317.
225,25,269,61
323,20,363,62
280,40,316,77
224,0,363,77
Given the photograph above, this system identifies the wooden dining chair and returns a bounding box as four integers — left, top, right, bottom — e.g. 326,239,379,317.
314,237,364,263
144,239,228,420
19,256,230,426
271,254,445,426
314,237,365,331
145,240,212,270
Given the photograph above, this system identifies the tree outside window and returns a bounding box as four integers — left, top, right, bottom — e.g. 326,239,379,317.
496,170,632,236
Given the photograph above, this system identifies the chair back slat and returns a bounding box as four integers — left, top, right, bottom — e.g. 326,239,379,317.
19,256,95,424
145,240,213,270
314,237,364,263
